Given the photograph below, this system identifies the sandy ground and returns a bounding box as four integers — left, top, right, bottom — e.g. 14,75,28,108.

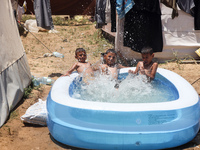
0,17,200,150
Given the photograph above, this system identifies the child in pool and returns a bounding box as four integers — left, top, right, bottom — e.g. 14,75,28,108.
94,49,127,82
128,46,158,81
62,48,94,78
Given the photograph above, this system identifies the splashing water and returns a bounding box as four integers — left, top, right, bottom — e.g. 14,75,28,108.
70,72,179,103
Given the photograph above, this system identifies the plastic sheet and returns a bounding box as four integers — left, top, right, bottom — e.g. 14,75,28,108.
24,19,39,33
21,99,47,126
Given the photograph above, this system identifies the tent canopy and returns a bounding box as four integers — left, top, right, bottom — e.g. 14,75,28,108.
0,0,31,127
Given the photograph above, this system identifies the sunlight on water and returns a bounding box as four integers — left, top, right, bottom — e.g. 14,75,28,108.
70,73,179,103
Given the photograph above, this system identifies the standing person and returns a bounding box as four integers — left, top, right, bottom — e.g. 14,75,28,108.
33,0,54,30
62,48,93,78
128,46,158,81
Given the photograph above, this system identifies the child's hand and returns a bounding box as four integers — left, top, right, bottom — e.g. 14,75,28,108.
128,70,134,74
61,74,68,77
61,72,70,77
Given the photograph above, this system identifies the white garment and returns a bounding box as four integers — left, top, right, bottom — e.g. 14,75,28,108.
11,0,26,21
105,0,111,23
115,15,125,52
17,5,25,21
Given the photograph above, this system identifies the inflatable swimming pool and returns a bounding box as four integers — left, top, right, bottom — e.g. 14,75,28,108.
47,68,200,150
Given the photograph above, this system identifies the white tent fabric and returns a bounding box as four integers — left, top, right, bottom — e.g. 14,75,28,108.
0,0,31,127
115,3,200,61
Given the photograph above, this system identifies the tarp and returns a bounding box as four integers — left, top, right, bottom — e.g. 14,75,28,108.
18,0,95,16
114,3,200,61
0,0,31,127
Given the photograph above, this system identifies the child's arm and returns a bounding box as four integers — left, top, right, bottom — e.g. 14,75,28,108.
91,64,100,71
144,62,158,80
117,64,128,69
128,62,140,74
62,62,79,76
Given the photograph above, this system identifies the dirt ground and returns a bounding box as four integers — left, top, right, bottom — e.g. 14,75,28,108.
0,16,200,150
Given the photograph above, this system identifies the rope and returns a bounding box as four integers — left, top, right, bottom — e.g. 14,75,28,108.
18,1,67,42
18,20,53,53
191,78,200,85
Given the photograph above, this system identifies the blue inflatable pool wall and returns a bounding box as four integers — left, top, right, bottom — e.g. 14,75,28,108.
47,68,200,150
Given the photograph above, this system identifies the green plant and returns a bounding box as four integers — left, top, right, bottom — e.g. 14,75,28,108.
31,46,35,50
181,55,197,64
53,16,65,25
23,82,34,99
165,49,183,70
10,110,19,120
33,84,42,90
7,127,12,135
21,15,36,23
85,29,113,57
79,25,90,31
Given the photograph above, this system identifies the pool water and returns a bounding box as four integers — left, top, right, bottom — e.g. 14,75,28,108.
69,73,179,103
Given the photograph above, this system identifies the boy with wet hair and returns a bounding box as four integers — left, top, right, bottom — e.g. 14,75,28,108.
128,46,158,81
62,48,93,77
99,49,127,80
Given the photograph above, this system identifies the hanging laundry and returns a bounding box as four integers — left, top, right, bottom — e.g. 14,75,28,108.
168,0,200,30
176,0,195,17
105,0,111,23
17,1,27,21
123,0,163,53
116,0,135,19
95,0,107,28
194,0,200,30
110,0,116,32
11,0,27,21
160,0,178,19
34,0,54,30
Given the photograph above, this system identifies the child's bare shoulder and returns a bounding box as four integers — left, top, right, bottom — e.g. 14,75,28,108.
74,62,80,66
77,62,92,68
72,62,82,69
87,62,92,66
151,62,158,69
153,61,158,64
100,64,107,69
77,62,86,65
152,62,158,66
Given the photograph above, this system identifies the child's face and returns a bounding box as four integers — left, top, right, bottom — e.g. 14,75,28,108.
141,53,154,65
104,52,116,66
75,51,87,63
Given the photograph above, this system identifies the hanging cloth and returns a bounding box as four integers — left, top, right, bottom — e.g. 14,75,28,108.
110,0,116,32
105,0,111,23
116,0,135,19
95,0,107,28
194,0,200,30
123,0,163,53
34,0,54,30
160,0,178,19
176,0,195,16
174,0,200,30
